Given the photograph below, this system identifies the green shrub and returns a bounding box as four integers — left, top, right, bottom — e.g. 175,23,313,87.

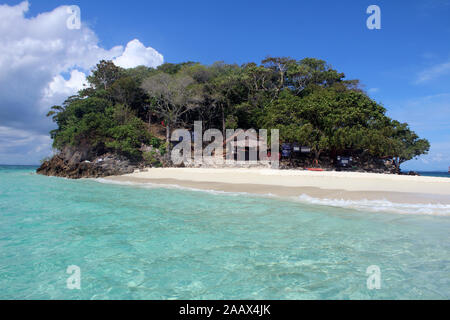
143,150,162,167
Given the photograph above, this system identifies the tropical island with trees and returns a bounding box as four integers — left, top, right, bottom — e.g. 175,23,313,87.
37,57,430,179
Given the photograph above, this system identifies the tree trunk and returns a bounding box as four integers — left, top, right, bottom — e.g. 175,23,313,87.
222,106,226,136
314,150,321,167
165,122,171,155
395,157,402,174
165,123,171,144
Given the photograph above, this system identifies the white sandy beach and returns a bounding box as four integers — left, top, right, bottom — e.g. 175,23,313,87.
105,168,450,208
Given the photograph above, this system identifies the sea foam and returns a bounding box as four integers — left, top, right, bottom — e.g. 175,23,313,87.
294,194,450,216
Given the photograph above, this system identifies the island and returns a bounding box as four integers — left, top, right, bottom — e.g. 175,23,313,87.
38,58,430,178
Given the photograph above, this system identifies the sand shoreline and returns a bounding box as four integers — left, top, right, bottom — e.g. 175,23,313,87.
104,168,450,206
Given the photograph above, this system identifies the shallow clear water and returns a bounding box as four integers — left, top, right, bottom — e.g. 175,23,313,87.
0,166,449,300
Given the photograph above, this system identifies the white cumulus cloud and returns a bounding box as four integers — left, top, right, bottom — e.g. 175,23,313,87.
43,70,88,104
114,39,164,69
0,1,164,164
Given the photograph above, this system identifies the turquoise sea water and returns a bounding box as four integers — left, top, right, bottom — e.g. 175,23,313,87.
0,165,449,300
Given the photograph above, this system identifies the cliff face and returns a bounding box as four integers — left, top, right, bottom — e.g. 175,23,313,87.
37,147,137,179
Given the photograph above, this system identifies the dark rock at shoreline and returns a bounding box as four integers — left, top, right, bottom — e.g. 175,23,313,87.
396,171,421,176
37,152,137,179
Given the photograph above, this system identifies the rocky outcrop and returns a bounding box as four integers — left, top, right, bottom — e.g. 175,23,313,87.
37,152,137,179
402,171,421,176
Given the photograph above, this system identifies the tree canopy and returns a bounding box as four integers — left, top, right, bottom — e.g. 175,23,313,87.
47,57,430,169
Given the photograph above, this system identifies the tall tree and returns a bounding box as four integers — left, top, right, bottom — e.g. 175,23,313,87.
87,60,123,90
389,121,430,173
141,73,203,144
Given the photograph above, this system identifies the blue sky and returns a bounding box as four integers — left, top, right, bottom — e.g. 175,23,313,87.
0,0,449,170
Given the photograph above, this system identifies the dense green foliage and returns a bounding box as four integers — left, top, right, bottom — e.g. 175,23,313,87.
47,57,430,169
48,62,155,161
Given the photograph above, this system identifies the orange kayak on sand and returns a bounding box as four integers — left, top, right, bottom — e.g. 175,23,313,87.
306,168,324,172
